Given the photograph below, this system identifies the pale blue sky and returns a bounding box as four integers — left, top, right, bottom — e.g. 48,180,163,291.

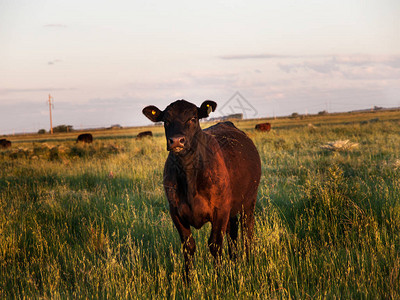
1,0,399,134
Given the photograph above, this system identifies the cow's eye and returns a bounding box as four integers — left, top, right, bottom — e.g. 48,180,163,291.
189,117,196,123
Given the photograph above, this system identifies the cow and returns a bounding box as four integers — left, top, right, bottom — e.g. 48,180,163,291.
76,133,93,143
136,131,153,139
0,139,11,149
142,99,261,279
255,122,271,132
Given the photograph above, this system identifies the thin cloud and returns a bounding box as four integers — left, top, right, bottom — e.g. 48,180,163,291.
278,55,400,78
278,60,339,74
219,53,400,69
48,59,62,65
334,55,400,69
220,54,295,60
219,54,326,60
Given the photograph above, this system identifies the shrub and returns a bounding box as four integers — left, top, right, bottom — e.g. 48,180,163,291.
53,125,73,133
290,112,299,118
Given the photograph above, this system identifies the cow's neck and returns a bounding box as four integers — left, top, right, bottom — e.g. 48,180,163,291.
173,130,209,195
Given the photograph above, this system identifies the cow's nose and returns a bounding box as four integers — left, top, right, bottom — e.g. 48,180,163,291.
167,136,186,150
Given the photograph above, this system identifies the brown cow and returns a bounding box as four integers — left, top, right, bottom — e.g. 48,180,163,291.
136,131,153,139
143,99,261,279
255,122,271,132
76,133,93,143
0,139,11,148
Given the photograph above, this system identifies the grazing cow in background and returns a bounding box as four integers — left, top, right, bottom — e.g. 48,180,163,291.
136,131,153,139
76,133,93,143
143,99,261,279
255,122,271,132
0,139,11,149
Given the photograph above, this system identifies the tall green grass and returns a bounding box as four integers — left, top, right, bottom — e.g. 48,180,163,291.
0,120,399,298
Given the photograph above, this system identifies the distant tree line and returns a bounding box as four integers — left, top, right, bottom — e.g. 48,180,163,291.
38,125,74,134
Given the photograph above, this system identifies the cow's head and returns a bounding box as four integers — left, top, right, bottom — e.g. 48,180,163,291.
143,100,217,155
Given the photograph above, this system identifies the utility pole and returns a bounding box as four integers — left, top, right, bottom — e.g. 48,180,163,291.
48,94,54,134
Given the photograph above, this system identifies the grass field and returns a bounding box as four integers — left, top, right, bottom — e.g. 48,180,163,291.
1,110,400,298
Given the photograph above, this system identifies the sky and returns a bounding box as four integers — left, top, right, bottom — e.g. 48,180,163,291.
1,0,399,134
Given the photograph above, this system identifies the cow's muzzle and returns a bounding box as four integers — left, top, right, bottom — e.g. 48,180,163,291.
167,136,186,152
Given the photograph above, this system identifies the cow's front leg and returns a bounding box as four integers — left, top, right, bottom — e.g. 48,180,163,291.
169,208,196,281
208,212,229,261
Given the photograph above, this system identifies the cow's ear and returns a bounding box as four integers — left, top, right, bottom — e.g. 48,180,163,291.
143,105,164,122
198,100,217,119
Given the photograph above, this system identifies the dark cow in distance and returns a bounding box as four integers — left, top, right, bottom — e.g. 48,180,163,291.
255,122,271,132
76,133,93,143
136,131,153,139
143,99,261,279
0,139,11,149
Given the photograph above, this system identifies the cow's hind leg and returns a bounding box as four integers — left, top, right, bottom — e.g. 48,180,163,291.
226,215,239,260
241,198,256,258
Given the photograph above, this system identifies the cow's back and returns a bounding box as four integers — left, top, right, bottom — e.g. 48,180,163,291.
204,122,261,214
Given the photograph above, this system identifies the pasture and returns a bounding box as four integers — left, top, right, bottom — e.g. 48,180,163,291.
1,110,400,298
